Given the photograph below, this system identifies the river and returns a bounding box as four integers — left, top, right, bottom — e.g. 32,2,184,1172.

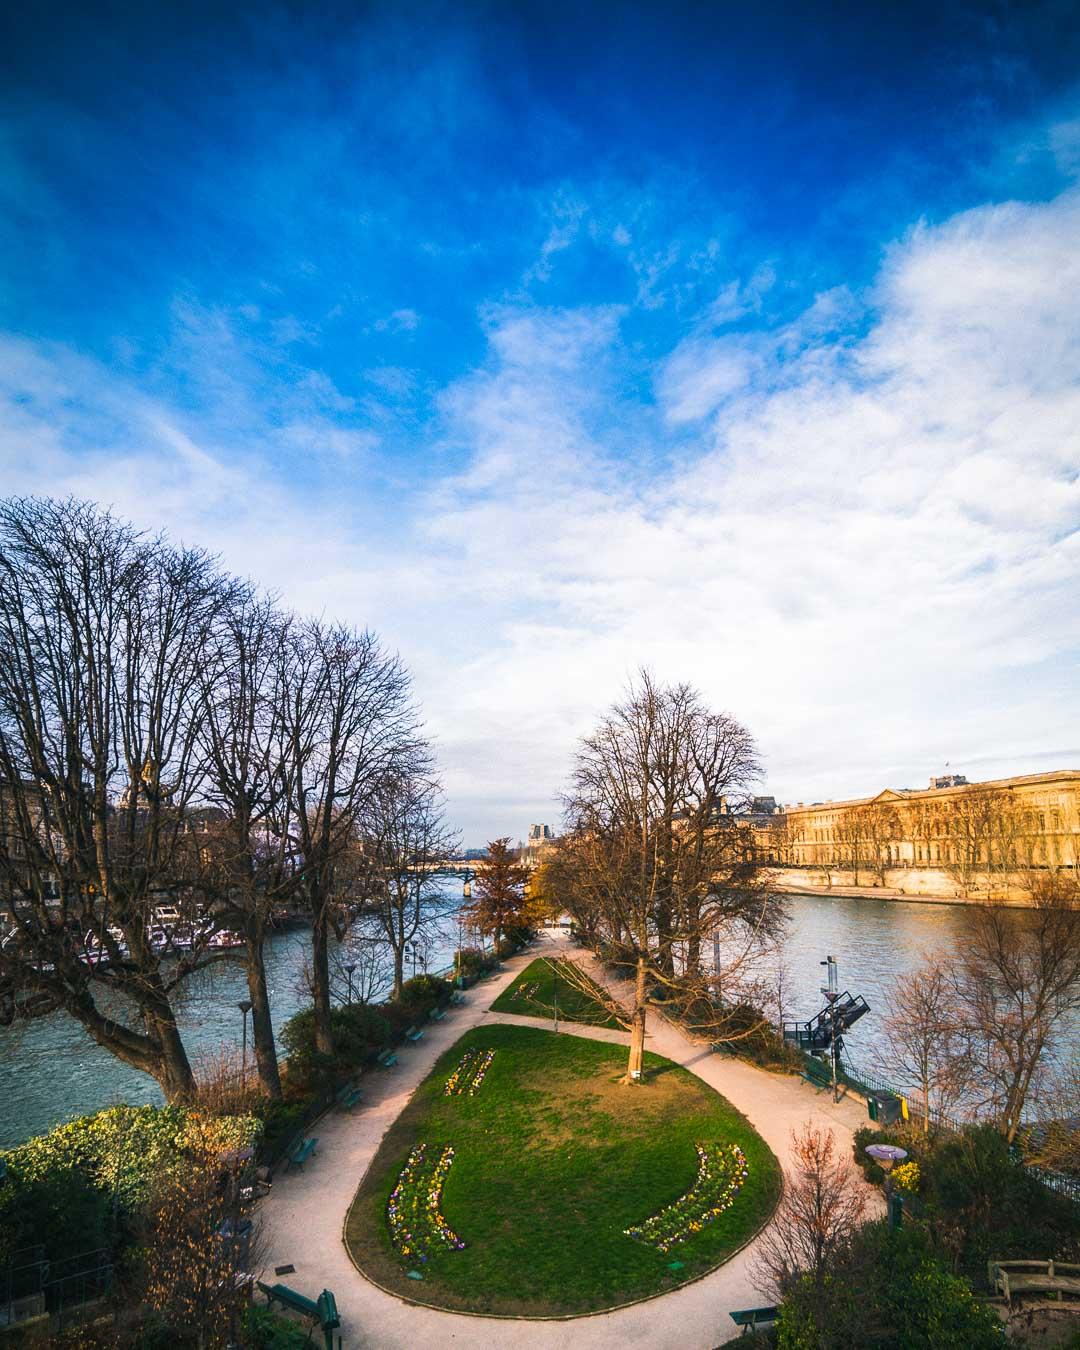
0,889,1070,1147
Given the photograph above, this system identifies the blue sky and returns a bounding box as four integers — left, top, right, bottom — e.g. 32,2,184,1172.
3,1,1080,842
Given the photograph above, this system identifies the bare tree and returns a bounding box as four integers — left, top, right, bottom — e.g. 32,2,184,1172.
196,592,300,1099
1020,1053,1080,1175
0,497,230,1100
951,872,1080,1142
835,807,867,885
882,956,966,1131
282,620,419,1056
363,767,458,998
751,1122,868,1303
561,670,783,1084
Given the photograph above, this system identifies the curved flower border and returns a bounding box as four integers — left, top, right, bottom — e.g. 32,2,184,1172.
443,1047,496,1097
624,1142,749,1253
387,1143,465,1262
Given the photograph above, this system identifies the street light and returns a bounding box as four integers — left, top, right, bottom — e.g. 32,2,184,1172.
457,870,472,987
345,962,357,1005
238,1000,253,1082
865,1143,908,1230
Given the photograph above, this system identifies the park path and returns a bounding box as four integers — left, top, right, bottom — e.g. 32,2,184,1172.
259,930,879,1348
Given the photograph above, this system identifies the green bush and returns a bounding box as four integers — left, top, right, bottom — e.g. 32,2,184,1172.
397,973,452,1015
280,1002,390,1088
776,1221,1004,1349
243,1304,313,1348
916,1125,1079,1282
0,1104,260,1270
454,946,496,982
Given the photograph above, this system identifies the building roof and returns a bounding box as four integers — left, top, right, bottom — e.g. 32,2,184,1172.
782,769,1080,815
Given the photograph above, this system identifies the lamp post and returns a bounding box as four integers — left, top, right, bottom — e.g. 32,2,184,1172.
458,870,472,987
345,962,357,1005
238,1000,253,1083
865,1143,907,1230
820,955,840,1103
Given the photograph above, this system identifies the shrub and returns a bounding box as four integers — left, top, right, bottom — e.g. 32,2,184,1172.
280,1002,390,1088
244,1305,312,1348
776,1221,1004,1349
0,1104,260,1270
916,1125,1079,1282
397,973,452,1015
852,1124,924,1185
455,947,496,982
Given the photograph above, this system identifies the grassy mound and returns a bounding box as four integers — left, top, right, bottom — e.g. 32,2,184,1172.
489,956,620,1028
344,1023,781,1316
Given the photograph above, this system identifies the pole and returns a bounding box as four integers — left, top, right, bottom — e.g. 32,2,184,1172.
238,1000,252,1083
553,960,559,1034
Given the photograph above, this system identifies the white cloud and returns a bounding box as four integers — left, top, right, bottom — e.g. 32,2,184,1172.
2,185,1079,840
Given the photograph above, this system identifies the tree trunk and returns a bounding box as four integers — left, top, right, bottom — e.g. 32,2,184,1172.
392,944,405,1000
311,905,334,1057
245,913,281,1099
625,955,648,1084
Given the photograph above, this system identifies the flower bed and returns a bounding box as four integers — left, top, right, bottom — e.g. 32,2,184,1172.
443,1047,496,1097
624,1142,749,1253
511,980,540,1001
386,1143,465,1262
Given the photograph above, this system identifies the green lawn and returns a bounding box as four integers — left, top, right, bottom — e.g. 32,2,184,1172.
489,956,621,1028
344,1023,782,1316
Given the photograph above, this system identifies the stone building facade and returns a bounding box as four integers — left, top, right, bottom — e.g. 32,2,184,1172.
772,770,1080,896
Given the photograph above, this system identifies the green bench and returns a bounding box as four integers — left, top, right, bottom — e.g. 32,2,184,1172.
429,1006,446,1021
801,1059,832,1090
730,1305,778,1333
404,1025,424,1042
450,990,466,1005
335,1081,364,1111
257,1281,340,1349
287,1136,318,1170
377,1048,398,1068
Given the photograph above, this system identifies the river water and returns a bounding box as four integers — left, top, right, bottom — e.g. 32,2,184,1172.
0,890,1068,1147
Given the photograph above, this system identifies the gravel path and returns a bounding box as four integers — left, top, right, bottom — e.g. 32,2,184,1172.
258,930,879,1347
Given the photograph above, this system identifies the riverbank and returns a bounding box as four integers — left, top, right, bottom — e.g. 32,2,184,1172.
770,868,1034,906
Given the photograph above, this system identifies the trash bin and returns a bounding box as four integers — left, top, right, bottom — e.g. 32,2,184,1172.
868,1093,903,1125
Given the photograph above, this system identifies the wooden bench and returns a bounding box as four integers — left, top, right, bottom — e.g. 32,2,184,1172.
335,1081,364,1111
377,1048,398,1068
989,1259,1080,1306
287,1136,318,1171
404,1025,424,1042
730,1305,778,1333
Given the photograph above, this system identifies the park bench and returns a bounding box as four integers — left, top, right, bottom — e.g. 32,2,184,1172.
335,1081,364,1111
257,1281,340,1349
377,1048,398,1068
429,1006,446,1021
450,990,466,1005
730,1305,778,1333
287,1137,318,1171
801,1059,833,1090
989,1259,1080,1306
711,1039,738,1057
404,1025,424,1042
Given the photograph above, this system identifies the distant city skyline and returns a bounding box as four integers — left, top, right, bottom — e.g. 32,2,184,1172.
3,3,1079,842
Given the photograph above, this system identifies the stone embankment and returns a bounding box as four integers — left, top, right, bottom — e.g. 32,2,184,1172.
771,867,1034,906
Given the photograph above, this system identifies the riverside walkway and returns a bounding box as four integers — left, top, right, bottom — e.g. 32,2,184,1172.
258,930,878,1347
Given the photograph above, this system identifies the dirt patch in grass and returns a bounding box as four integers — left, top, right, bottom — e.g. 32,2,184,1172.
344,1023,781,1317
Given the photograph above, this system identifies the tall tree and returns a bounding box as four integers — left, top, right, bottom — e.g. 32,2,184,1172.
364,768,458,998
952,872,1080,1142
0,497,227,1100
462,837,531,950
560,670,782,1084
283,621,418,1056
196,592,300,1099
882,956,966,1132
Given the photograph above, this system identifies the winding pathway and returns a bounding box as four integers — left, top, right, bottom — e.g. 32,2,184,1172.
259,931,879,1347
